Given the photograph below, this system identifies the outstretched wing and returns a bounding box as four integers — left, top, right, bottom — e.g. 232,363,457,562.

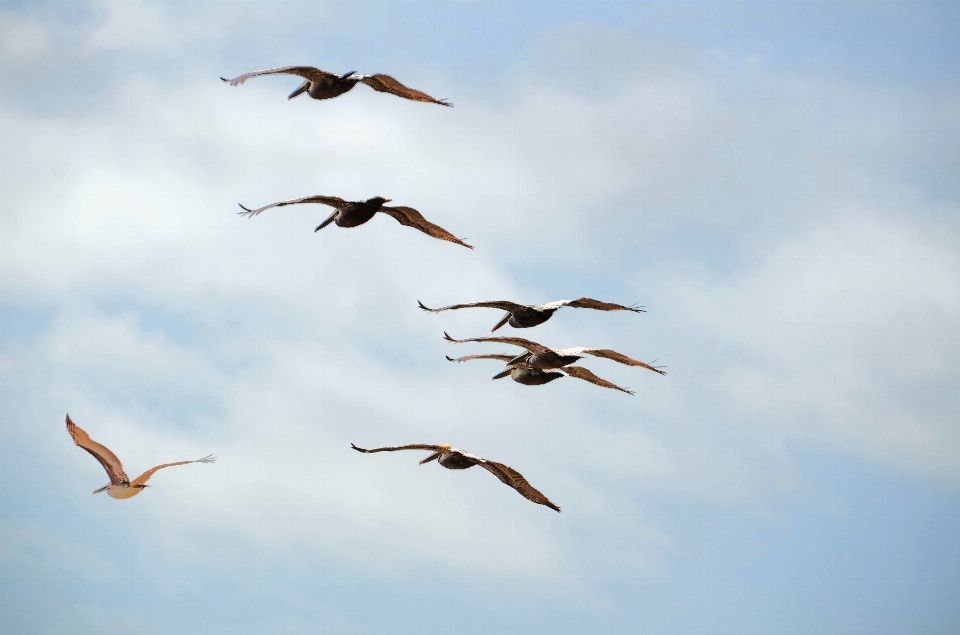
221,66,337,87
478,460,560,512
418,300,528,313
443,332,551,354
358,75,452,106
537,298,645,313
560,366,634,395
351,443,442,454
446,354,516,363
66,414,129,485
378,206,472,249
557,348,667,375
129,455,216,487
238,195,350,217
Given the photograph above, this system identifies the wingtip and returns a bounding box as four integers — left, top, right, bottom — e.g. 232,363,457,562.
220,76,229,82
445,355,457,362
417,300,431,311
443,331,455,342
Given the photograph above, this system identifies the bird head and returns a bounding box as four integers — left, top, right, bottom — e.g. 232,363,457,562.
505,351,533,366
492,367,515,380
287,79,311,100
366,196,391,208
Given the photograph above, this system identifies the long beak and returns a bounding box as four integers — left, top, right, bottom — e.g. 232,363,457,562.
314,209,339,232
491,312,512,332
340,70,358,80
492,367,513,380
288,79,310,100
506,352,531,366
93,484,109,495
419,452,441,465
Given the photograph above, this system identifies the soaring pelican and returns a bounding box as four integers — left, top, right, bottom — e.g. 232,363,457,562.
443,332,666,375
238,195,472,249
221,66,451,106
445,354,636,395
66,414,215,499
350,443,560,512
418,298,644,331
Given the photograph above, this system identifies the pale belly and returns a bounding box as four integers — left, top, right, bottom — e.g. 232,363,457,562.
108,485,143,499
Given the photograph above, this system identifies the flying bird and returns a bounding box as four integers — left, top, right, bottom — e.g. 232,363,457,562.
445,355,636,395
350,443,560,512
66,414,215,499
221,66,451,106
443,332,666,375
418,297,644,331
238,195,472,248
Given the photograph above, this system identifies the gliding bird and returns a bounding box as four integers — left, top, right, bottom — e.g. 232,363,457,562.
66,414,216,499
443,332,666,375
445,354,637,395
238,195,472,249
418,297,644,331
350,443,560,512
221,66,451,106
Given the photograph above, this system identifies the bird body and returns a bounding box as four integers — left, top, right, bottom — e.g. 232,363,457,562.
418,298,644,331
66,414,215,499
238,195,472,248
221,66,452,106
351,443,559,511
445,354,636,395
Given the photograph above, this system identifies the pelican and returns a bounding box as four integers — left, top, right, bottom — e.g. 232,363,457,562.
221,66,451,106
443,332,666,375
418,297,644,331
350,443,560,512
445,354,636,395
66,414,215,499
238,195,472,249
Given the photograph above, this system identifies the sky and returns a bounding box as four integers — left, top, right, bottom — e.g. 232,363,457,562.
1,1,958,633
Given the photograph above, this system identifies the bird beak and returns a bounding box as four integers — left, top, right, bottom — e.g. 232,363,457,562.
288,79,310,100
492,367,513,380
419,452,441,465
93,484,109,495
314,209,339,232
340,70,358,80
491,312,512,332
506,352,531,366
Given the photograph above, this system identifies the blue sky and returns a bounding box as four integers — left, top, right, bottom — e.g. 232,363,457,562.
1,1,959,633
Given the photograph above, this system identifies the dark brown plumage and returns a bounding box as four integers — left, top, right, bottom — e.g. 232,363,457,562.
350,443,560,512
238,195,472,248
418,297,644,331
445,356,636,395
221,66,451,106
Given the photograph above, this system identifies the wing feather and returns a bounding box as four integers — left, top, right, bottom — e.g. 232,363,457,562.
221,66,337,86
537,298,645,312
129,455,216,487
478,460,560,512
445,354,516,363
418,300,528,313
66,414,129,485
557,348,667,375
379,206,472,248
560,366,635,395
351,443,442,454
238,195,350,217
442,332,551,354
358,74,452,106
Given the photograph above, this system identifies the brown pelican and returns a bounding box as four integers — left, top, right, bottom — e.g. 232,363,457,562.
66,414,215,499
443,332,666,375
350,443,560,512
221,66,451,106
418,298,644,331
238,195,472,249
445,354,637,395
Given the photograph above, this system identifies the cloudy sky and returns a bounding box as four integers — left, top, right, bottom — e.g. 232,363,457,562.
1,1,958,633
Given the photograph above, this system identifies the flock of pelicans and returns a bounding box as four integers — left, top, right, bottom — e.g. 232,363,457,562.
67,66,665,513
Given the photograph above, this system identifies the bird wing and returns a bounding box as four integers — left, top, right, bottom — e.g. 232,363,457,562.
477,460,561,512
378,206,472,249
238,195,350,217
417,300,528,313
445,353,516,363
351,443,442,454
560,366,635,395
557,348,667,375
220,66,337,87
358,74,452,106
66,414,129,485
129,455,216,487
442,332,551,354
536,298,645,313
